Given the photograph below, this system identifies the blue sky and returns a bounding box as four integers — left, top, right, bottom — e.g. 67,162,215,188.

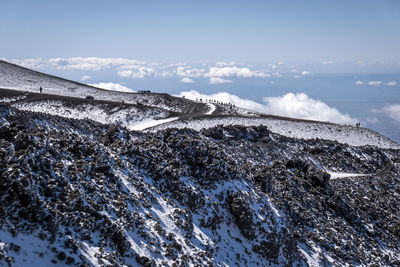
1,0,400,64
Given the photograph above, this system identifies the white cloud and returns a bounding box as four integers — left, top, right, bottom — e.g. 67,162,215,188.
89,82,135,93
7,57,149,72
175,90,357,124
386,81,397,86
368,81,382,85
82,75,91,81
180,77,195,83
117,67,155,79
215,62,228,67
6,57,273,81
378,104,400,123
160,62,187,69
160,71,173,77
117,70,133,78
9,58,44,69
301,71,310,75
49,57,146,71
176,66,206,77
209,77,233,84
293,75,302,79
215,61,237,67
262,93,356,124
322,60,333,65
205,67,268,78
366,117,379,124
355,80,364,85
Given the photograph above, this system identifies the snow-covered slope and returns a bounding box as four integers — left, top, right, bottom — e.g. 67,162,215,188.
1,60,400,266
150,116,400,149
0,60,210,114
1,106,399,266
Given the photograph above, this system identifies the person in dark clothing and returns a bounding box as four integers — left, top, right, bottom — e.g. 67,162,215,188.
40,87,43,94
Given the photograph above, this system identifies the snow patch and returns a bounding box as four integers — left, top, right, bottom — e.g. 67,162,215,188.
129,117,179,131
205,103,216,115
328,172,370,179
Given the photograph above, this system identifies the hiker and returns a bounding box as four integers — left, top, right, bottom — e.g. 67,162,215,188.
40,87,43,94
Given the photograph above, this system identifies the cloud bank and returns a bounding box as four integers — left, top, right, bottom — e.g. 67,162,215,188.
49,57,146,71
89,82,135,93
117,67,155,79
377,105,400,123
6,57,330,84
176,90,357,124
386,81,397,86
368,81,382,86
262,93,356,124
205,67,269,78
82,75,91,81
176,66,205,77
209,77,232,84
355,80,397,86
180,77,195,83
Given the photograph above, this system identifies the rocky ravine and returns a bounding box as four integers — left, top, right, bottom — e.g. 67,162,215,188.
0,104,400,266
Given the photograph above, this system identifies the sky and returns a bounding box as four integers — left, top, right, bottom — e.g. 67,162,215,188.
1,0,400,64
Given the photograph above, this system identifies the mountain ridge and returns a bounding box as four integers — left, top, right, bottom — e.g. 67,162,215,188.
0,60,398,149
0,61,400,266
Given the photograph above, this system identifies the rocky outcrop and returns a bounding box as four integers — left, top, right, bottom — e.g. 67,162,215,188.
0,106,399,266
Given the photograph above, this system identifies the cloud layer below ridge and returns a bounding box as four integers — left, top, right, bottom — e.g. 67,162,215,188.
176,90,357,125
89,82,135,93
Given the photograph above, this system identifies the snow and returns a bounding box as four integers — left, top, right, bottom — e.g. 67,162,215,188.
0,230,67,267
12,100,179,131
298,243,337,267
298,244,320,267
0,95,26,103
150,116,400,149
205,103,216,115
128,117,179,131
328,171,370,179
79,242,103,266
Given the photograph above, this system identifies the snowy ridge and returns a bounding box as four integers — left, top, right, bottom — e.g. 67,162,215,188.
1,60,399,150
149,116,400,149
0,61,210,114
